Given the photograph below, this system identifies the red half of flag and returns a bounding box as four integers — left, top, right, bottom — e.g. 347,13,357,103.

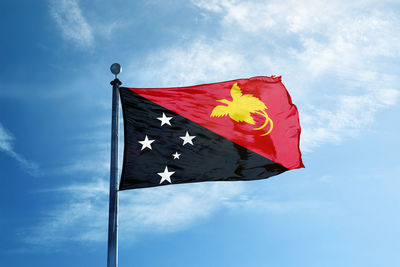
127,76,304,170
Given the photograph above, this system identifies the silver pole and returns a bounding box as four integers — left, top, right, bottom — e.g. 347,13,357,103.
107,63,122,267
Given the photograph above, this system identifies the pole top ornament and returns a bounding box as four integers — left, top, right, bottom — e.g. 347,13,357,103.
110,63,122,77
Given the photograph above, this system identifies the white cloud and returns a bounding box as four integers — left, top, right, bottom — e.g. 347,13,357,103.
127,40,248,87
0,123,13,152
58,159,109,175
25,179,108,246
119,182,243,233
50,0,94,47
0,123,39,176
193,0,345,34
132,0,400,151
25,179,244,246
299,89,400,151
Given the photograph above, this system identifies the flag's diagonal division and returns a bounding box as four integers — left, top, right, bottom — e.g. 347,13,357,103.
119,76,303,190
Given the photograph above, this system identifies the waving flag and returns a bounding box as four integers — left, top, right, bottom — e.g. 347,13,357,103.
119,76,304,190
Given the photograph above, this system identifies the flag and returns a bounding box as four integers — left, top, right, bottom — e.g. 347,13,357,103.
119,76,304,190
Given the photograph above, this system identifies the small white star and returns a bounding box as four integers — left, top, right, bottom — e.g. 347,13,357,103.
157,113,172,126
138,135,155,150
179,131,196,145
158,166,175,184
172,152,181,159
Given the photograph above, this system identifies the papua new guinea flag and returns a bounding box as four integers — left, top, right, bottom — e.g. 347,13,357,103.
119,76,304,190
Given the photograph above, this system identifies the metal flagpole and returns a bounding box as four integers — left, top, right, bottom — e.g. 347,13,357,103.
108,63,122,267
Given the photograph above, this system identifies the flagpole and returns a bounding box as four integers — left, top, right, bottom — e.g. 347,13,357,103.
108,63,122,267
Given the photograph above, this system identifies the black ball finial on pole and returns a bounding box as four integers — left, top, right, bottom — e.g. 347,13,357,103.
110,63,122,78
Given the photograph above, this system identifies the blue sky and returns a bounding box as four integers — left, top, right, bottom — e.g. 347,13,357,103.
1,0,400,266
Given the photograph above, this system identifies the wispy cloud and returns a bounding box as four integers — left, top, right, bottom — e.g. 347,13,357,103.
0,123,13,152
25,179,244,246
24,179,108,246
130,0,400,151
301,89,399,151
50,0,94,47
25,177,333,248
0,122,39,176
128,40,248,87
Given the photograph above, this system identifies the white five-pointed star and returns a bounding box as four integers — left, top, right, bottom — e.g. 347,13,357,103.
158,166,175,184
157,113,172,126
172,152,181,159
138,135,155,150
179,131,196,145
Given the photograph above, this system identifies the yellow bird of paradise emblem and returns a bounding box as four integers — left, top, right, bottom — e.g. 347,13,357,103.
210,83,273,136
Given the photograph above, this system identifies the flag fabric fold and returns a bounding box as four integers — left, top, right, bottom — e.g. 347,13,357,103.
119,76,303,190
